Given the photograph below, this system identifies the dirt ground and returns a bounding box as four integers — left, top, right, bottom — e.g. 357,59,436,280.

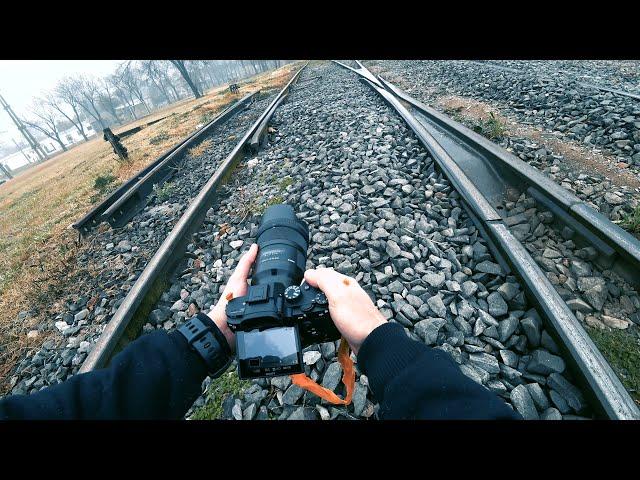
0,62,300,385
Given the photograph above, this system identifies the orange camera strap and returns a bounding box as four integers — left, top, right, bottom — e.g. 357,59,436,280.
289,337,355,405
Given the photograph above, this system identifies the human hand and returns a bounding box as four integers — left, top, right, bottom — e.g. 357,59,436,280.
303,268,387,354
207,243,259,353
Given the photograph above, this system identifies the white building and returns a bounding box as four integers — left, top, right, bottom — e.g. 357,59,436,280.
0,121,97,172
39,121,97,155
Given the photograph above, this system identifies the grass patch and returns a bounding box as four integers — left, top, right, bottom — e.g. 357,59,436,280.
473,112,506,140
149,132,170,145
620,206,640,234
587,326,640,403
90,173,117,203
190,367,250,420
152,181,177,202
278,176,293,190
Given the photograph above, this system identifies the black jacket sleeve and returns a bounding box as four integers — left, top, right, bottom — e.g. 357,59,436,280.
0,329,209,420
357,322,521,420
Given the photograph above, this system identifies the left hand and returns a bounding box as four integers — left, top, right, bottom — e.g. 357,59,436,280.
206,243,259,353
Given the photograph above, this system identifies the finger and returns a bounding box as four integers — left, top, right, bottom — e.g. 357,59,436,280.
304,268,348,294
228,243,258,284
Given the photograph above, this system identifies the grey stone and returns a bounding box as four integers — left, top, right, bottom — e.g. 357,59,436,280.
427,294,447,318
525,382,550,411
460,363,489,385
414,317,446,345
338,223,357,233
547,373,586,413
303,350,322,365
521,316,541,347
385,240,402,258
498,316,519,343
541,407,563,420
282,384,305,405
271,375,292,391
352,382,368,417
321,362,342,391
468,352,500,374
487,292,508,316
476,260,502,276
287,407,316,420
423,271,446,288
510,384,540,420
527,349,566,375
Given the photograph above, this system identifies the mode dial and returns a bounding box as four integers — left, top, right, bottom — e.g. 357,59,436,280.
284,285,302,301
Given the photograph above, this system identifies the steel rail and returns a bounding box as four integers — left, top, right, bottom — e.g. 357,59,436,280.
101,91,260,229
79,64,308,373
72,92,257,235
378,77,640,290
334,60,640,419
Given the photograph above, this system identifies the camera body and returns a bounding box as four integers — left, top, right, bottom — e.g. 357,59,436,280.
226,204,340,379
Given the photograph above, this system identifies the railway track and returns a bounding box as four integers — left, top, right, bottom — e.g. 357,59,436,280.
5,61,639,420
3,66,304,396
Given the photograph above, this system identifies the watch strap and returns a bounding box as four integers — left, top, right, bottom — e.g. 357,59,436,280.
178,313,232,377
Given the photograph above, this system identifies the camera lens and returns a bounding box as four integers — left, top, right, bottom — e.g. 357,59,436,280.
253,204,309,288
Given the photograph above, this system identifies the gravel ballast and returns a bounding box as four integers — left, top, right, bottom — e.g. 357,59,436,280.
130,63,591,420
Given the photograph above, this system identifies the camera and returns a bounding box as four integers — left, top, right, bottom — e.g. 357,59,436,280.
225,204,341,379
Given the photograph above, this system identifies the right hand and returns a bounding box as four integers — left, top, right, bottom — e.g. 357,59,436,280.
304,268,387,354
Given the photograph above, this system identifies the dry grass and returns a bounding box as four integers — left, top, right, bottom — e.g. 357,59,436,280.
187,139,213,158
0,61,301,391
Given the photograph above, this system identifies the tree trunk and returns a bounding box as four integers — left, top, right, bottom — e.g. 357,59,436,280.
171,61,202,99
70,105,88,140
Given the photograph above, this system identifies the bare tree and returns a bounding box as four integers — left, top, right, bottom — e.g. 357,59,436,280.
53,78,88,141
107,73,138,121
170,60,202,99
157,60,182,101
115,62,151,114
141,60,173,105
23,99,68,151
96,78,123,124
75,76,108,130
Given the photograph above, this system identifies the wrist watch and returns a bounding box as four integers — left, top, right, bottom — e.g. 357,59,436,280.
177,312,232,378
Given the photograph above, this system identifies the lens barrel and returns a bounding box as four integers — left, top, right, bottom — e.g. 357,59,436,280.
253,204,309,288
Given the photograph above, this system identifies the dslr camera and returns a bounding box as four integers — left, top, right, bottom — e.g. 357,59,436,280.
226,204,341,379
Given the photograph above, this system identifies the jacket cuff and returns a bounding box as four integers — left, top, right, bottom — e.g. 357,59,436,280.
357,322,426,402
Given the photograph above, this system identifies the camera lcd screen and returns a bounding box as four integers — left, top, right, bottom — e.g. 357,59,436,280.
236,327,303,378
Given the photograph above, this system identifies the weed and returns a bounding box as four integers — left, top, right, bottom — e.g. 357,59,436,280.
149,132,170,145
189,367,251,420
91,173,117,203
278,176,293,190
587,326,640,403
473,112,506,140
620,206,640,234
152,181,177,202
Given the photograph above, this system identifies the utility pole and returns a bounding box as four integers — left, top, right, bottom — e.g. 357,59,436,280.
0,161,13,179
12,137,33,164
0,92,48,162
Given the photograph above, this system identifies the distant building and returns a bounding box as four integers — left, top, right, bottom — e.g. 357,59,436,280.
115,99,149,121
1,121,98,171
39,121,97,155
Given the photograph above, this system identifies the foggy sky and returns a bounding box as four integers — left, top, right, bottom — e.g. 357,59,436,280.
0,60,123,145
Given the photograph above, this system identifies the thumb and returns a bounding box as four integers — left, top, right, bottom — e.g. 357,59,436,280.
304,267,340,292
